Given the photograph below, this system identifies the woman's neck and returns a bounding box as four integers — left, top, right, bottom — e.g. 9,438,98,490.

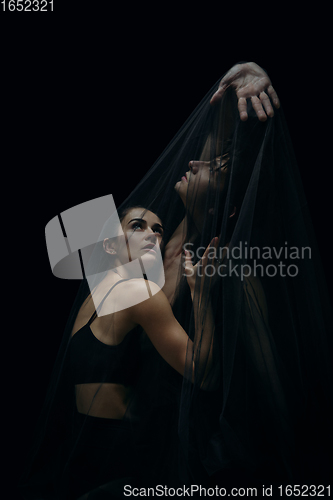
164,216,199,259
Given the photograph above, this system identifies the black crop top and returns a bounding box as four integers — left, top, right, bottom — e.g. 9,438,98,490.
69,279,141,386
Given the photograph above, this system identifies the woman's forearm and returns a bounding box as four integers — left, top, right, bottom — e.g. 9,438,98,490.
190,290,217,388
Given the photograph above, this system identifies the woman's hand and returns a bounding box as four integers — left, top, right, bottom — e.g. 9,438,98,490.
210,62,280,122
184,237,219,299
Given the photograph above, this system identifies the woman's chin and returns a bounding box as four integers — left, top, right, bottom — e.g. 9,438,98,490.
141,250,158,264
174,181,187,204
141,250,164,273
174,180,181,191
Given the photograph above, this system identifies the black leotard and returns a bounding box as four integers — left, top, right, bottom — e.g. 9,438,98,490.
69,279,141,385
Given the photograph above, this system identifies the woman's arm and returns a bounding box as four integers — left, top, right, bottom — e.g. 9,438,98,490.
183,239,218,386
128,280,192,376
128,240,218,385
161,218,186,304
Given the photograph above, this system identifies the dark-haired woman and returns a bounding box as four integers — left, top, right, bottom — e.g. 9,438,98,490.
47,206,216,498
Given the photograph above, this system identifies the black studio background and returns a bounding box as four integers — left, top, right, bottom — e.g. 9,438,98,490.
2,15,331,497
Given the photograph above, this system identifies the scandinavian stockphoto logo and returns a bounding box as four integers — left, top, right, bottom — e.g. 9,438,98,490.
183,241,312,280
45,194,165,316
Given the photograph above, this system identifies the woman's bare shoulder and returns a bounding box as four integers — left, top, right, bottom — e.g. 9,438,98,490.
101,278,163,315
118,278,162,293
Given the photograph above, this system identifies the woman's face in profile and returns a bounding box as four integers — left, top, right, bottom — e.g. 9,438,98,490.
175,156,229,210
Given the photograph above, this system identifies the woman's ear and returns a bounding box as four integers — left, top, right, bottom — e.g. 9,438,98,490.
103,238,117,255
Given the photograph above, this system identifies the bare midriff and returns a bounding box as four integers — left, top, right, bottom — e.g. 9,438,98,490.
75,382,133,419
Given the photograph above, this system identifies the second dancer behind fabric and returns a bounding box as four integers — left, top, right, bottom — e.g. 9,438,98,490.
118,63,333,487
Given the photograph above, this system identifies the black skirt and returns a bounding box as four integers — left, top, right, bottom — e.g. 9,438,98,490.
67,412,136,499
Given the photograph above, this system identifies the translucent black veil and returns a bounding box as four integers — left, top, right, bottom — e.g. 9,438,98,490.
19,73,333,498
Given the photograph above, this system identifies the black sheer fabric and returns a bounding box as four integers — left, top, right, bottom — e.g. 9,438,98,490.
19,69,333,499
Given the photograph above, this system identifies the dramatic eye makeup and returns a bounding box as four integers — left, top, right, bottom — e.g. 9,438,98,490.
127,218,164,235
152,225,164,235
129,220,144,230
